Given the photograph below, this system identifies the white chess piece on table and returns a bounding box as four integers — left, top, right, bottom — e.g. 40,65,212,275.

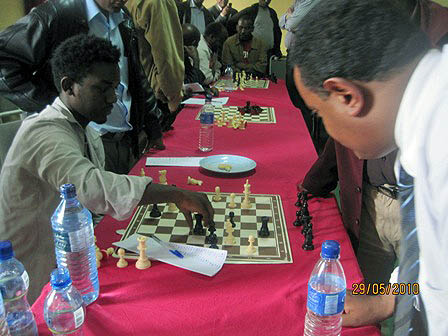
159,170,168,185
213,186,222,201
167,202,178,212
224,219,236,245
135,236,151,270
246,235,256,254
228,193,236,208
187,176,203,186
243,179,251,194
116,248,128,268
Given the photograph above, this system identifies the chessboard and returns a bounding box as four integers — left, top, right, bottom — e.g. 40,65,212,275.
116,192,292,264
214,78,270,90
195,105,276,124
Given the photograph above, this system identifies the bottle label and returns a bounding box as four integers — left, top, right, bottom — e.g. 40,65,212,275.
21,270,30,290
53,225,94,252
73,306,85,328
307,284,346,316
200,112,214,124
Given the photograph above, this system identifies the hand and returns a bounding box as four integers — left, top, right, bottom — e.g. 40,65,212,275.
175,189,215,230
185,46,199,60
221,5,230,17
147,137,166,151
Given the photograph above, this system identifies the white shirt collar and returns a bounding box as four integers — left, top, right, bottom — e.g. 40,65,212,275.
85,0,124,30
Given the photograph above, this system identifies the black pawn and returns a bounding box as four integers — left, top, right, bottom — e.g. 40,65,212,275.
295,192,303,208
229,211,236,228
258,216,270,237
205,225,216,244
293,210,303,227
150,204,161,217
208,233,219,249
193,213,205,235
302,233,314,251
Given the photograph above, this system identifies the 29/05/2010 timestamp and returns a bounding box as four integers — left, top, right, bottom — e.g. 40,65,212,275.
351,282,420,295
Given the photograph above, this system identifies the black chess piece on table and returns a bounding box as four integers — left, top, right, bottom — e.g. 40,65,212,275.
302,233,314,251
302,221,312,235
205,225,216,244
293,210,303,227
229,211,236,228
150,204,161,217
295,192,303,208
258,216,270,237
208,234,219,249
193,213,206,235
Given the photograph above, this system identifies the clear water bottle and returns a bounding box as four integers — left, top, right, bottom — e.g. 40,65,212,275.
198,94,214,152
0,291,11,336
0,241,37,336
222,65,234,92
51,184,99,305
44,267,85,336
304,240,346,336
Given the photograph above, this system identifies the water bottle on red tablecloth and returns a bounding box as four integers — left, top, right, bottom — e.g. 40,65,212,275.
304,240,346,336
51,184,99,305
44,267,85,336
0,284,11,336
198,94,214,152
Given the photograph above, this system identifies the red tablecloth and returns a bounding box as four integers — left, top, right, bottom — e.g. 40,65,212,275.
32,80,379,336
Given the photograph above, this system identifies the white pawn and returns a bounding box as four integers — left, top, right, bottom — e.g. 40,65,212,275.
95,236,103,261
224,219,236,245
167,202,178,212
228,193,236,208
159,170,168,185
213,186,222,201
246,235,256,254
116,248,128,268
135,236,151,270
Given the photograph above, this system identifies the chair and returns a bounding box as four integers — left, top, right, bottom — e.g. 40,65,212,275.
0,120,22,171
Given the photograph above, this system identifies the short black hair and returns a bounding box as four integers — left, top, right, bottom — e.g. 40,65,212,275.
289,0,430,96
51,34,120,92
204,22,227,39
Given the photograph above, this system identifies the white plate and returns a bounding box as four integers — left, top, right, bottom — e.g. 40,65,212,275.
199,155,256,174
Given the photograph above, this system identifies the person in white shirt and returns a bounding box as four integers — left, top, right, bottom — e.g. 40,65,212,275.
288,0,448,334
197,22,228,85
177,0,214,35
0,34,214,304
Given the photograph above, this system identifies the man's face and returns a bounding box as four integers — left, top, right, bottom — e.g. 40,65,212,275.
237,19,254,42
194,0,204,8
259,0,271,8
293,66,397,159
217,0,228,7
70,63,120,125
94,0,127,13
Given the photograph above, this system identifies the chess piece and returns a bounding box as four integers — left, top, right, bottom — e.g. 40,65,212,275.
224,220,236,245
228,211,236,228
187,176,203,186
258,216,270,237
302,233,314,251
116,248,128,268
96,252,101,268
241,191,252,209
206,225,217,244
150,204,161,217
159,170,168,184
243,179,251,194
246,235,256,254
94,236,103,261
293,210,303,227
136,236,151,269
167,202,178,212
193,213,206,235
140,168,146,177
213,186,222,201
228,193,236,208
106,247,115,256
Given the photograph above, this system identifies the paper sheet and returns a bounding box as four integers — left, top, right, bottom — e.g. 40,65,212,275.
146,157,204,167
183,97,229,106
113,234,227,277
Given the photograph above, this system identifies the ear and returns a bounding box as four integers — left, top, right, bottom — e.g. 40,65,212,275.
60,76,75,96
322,78,364,117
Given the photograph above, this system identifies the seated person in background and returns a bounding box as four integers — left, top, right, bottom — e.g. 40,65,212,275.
208,0,238,28
197,22,228,85
228,0,282,59
222,16,267,77
177,0,214,34
0,34,214,304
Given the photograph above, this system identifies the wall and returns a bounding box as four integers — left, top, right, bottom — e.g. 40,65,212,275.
0,0,24,31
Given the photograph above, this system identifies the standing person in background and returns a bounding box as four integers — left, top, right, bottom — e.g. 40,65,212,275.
197,22,228,85
208,0,238,28
127,0,185,137
177,0,214,34
0,0,164,174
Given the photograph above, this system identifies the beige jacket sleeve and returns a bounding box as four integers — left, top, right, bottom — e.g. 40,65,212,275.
127,0,184,111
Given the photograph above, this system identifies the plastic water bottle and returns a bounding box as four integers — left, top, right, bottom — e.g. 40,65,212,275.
198,94,214,152
44,267,85,336
51,184,99,305
304,240,346,336
0,291,11,336
222,65,234,92
0,241,37,336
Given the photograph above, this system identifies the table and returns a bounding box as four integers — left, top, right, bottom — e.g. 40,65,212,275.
32,80,380,336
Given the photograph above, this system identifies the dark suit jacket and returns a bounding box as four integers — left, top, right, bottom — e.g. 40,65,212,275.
177,1,214,28
208,4,238,25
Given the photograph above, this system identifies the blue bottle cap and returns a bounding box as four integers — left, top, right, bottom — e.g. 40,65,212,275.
320,240,340,259
50,267,72,290
0,240,14,261
60,184,77,199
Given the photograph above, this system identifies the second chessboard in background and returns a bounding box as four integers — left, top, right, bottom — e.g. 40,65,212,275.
195,105,276,124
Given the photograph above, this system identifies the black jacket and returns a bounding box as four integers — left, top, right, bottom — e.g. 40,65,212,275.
208,4,238,26
227,4,282,57
0,0,162,156
177,1,214,28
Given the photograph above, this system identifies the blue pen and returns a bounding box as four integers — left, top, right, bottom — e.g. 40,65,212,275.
149,234,184,258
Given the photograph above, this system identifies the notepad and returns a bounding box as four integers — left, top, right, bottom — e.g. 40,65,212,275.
145,157,204,167
183,97,229,105
113,234,227,277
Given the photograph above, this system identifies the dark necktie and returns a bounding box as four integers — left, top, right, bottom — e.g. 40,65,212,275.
394,166,426,335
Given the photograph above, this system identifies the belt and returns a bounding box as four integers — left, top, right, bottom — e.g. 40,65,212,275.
375,184,399,200
101,131,127,141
